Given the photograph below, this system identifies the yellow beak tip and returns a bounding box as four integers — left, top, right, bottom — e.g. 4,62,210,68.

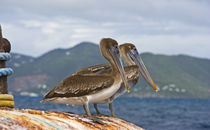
126,86,130,93
125,82,130,93
155,87,159,92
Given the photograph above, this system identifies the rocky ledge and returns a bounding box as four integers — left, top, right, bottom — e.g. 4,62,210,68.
0,107,143,130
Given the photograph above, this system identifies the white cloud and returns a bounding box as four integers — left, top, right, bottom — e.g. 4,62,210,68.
0,0,210,58
20,20,42,28
116,34,210,58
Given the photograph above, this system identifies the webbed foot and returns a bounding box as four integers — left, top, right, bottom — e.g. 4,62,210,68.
90,116,105,124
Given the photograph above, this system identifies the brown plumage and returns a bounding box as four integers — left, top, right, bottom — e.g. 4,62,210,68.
73,64,112,75
45,75,114,98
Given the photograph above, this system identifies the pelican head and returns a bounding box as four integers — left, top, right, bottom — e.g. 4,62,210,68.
100,38,130,92
120,43,159,92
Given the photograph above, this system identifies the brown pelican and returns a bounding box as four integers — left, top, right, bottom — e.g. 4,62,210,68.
41,38,129,120
73,43,159,116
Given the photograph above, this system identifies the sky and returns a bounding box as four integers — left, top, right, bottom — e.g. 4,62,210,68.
0,0,210,59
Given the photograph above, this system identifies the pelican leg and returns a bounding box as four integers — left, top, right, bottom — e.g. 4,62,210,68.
109,102,116,117
108,97,116,117
94,104,101,114
83,103,91,116
83,103,104,124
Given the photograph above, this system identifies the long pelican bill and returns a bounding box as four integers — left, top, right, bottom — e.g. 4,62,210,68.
129,49,159,92
109,46,130,92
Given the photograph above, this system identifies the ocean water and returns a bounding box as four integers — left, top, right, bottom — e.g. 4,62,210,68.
14,96,210,130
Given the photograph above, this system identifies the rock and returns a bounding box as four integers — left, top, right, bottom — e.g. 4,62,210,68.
0,107,143,130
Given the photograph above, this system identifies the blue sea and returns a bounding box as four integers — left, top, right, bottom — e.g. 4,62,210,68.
14,96,210,130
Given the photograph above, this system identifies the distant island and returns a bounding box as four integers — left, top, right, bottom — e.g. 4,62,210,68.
7,42,210,99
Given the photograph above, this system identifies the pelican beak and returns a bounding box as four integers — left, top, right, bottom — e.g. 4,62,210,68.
109,46,130,92
129,49,159,92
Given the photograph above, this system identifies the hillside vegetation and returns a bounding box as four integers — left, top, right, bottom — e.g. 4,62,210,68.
7,42,210,99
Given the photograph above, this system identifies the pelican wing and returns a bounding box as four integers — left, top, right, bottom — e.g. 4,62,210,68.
73,64,112,75
44,75,114,99
124,65,140,81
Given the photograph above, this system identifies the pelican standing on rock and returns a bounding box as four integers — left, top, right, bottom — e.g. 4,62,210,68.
74,43,159,116
41,38,129,119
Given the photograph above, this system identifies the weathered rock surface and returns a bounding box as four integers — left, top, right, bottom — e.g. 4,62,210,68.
0,107,143,130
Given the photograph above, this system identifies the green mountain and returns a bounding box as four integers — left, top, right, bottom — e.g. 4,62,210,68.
6,42,210,99
133,53,210,98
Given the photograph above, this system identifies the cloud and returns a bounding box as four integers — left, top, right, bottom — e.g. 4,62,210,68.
0,0,210,58
116,34,210,58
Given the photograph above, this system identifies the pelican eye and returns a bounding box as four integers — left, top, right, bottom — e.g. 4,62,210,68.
113,46,119,53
